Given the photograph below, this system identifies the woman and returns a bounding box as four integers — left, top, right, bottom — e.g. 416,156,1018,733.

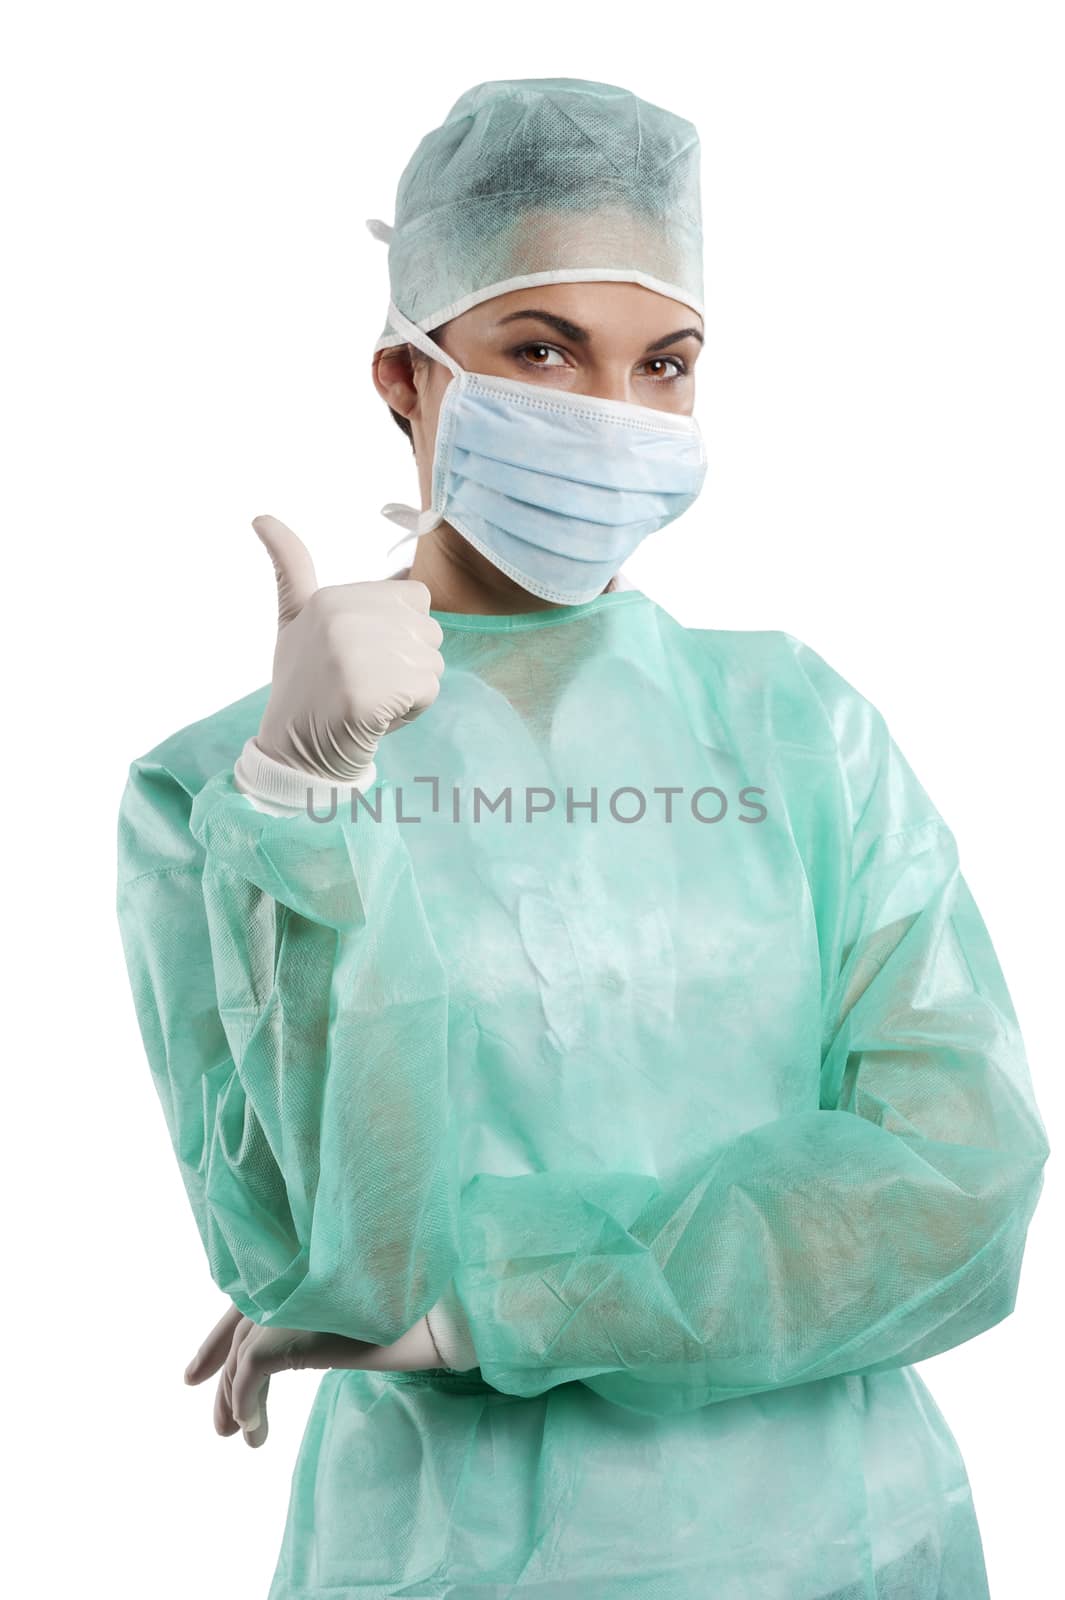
116,78,1050,1599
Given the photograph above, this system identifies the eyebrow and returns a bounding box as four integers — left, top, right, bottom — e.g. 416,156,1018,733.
494,308,703,353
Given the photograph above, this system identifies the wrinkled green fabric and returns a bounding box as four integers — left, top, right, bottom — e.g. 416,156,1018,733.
116,587,1049,1599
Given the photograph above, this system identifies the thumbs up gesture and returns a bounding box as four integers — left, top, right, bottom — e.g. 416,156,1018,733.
251,515,445,784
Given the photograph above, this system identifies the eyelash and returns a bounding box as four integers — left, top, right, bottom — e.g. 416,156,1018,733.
511,343,689,380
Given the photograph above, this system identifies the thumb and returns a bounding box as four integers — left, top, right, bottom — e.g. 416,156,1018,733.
252,515,319,628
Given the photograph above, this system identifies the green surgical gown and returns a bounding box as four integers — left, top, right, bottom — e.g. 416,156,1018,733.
116,586,1050,1599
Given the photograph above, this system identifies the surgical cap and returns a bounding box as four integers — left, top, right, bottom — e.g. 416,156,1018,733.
365,77,704,354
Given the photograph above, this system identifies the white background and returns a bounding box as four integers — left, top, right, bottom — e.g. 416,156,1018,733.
3,2,1061,1595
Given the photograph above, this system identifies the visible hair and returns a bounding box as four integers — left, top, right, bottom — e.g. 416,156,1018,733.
386,325,446,453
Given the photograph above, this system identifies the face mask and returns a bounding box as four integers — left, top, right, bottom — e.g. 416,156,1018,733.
379,299,708,606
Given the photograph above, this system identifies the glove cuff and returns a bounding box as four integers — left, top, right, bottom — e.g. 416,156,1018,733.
424,1278,479,1372
233,736,378,817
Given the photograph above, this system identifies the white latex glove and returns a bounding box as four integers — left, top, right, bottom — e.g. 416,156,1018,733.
248,514,445,787
183,1303,446,1449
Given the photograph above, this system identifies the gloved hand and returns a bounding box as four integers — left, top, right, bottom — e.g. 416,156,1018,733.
183,1301,445,1449
251,514,445,783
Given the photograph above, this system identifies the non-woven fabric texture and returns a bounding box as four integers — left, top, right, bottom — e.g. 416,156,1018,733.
117,588,1048,1598
366,77,704,353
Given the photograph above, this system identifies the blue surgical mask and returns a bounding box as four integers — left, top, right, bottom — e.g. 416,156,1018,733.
379,299,708,606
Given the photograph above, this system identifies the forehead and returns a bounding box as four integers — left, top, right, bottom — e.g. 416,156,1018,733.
460,279,702,342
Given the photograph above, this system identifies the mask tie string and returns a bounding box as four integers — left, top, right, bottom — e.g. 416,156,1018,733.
368,286,467,548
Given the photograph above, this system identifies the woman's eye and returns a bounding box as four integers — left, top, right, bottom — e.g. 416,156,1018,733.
516,343,566,368
641,356,687,380
512,345,689,379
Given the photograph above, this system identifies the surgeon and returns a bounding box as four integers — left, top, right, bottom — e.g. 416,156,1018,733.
116,78,1050,1600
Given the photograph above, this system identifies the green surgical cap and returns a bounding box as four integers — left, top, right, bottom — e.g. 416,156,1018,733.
366,77,704,353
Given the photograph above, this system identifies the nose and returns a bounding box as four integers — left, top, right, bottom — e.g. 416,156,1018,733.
575,368,639,406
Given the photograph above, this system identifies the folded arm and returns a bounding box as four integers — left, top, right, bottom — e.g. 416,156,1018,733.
424,668,1051,1411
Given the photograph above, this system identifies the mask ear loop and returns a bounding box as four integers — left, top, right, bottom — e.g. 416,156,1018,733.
364,226,467,553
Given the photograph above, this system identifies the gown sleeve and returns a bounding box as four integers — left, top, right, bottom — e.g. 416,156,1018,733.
116,751,460,1344
425,640,1051,1413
